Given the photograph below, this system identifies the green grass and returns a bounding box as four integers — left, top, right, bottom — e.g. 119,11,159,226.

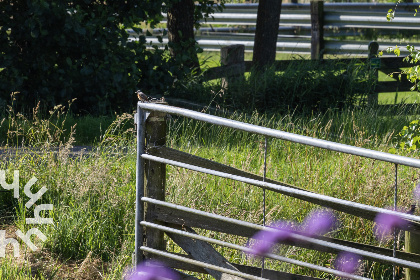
377,70,420,104
1,49,420,278
0,108,117,146
199,51,420,107
164,107,420,279
1,99,420,278
198,51,308,69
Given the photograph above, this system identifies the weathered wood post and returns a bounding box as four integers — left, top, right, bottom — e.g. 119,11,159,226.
310,0,324,60
220,44,245,89
405,206,420,279
144,101,168,254
368,41,379,106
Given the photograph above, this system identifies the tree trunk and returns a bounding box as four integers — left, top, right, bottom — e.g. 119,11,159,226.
252,0,282,69
167,0,200,71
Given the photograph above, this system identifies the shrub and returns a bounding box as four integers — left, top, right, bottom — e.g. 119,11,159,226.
0,0,170,114
222,59,376,113
395,119,420,151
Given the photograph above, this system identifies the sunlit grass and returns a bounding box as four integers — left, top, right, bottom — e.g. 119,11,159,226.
1,100,420,279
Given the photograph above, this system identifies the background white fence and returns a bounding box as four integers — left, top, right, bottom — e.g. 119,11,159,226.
129,2,420,56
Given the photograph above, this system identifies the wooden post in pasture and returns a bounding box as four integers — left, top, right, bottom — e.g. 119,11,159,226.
310,0,324,60
368,41,379,106
405,232,420,279
144,100,168,253
405,204,420,280
220,44,245,89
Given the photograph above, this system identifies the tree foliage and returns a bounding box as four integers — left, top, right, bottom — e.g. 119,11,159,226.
385,1,420,151
0,0,223,114
0,0,168,113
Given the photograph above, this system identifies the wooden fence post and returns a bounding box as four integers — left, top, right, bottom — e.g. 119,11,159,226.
310,0,324,60
405,232,420,279
144,101,168,253
406,207,420,280
368,41,379,106
220,44,245,89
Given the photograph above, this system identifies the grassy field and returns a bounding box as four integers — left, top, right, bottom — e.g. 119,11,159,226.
1,102,420,279
0,50,419,280
199,51,420,106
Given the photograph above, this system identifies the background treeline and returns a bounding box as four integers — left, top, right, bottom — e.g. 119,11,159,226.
0,0,375,115
0,0,205,114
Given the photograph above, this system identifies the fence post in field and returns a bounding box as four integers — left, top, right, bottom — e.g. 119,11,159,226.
221,44,245,89
406,222,420,279
368,41,379,106
310,0,324,60
144,100,168,254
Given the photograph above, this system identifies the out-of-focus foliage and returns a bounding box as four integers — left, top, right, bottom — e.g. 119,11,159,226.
0,0,168,114
0,0,223,114
394,120,420,151
386,1,420,152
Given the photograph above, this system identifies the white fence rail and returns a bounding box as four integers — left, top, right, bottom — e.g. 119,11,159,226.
129,2,420,56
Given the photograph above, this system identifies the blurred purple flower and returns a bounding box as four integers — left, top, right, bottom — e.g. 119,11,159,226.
335,252,361,274
374,212,409,241
127,260,179,280
301,209,336,236
414,184,420,202
249,221,294,256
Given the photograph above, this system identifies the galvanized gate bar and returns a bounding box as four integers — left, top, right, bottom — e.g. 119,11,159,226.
136,103,420,278
142,197,420,263
140,246,267,280
138,103,420,169
140,200,420,270
141,221,371,280
142,154,420,226
134,108,146,265
147,146,310,193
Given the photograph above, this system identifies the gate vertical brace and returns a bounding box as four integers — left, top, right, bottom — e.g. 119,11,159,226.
261,136,268,278
393,163,398,280
135,104,146,265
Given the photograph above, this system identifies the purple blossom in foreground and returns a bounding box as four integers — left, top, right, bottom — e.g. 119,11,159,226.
414,184,420,202
335,252,362,274
374,212,409,241
248,209,337,257
249,221,294,256
127,261,179,280
301,209,336,236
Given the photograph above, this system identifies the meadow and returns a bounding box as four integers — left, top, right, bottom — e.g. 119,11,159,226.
1,93,420,279
3,0,420,277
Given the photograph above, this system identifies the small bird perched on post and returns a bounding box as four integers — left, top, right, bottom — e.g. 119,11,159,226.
407,204,416,215
136,90,150,102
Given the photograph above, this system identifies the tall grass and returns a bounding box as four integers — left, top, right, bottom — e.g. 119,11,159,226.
0,105,137,279
165,105,420,279
0,93,117,146
173,58,376,114
0,102,419,279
